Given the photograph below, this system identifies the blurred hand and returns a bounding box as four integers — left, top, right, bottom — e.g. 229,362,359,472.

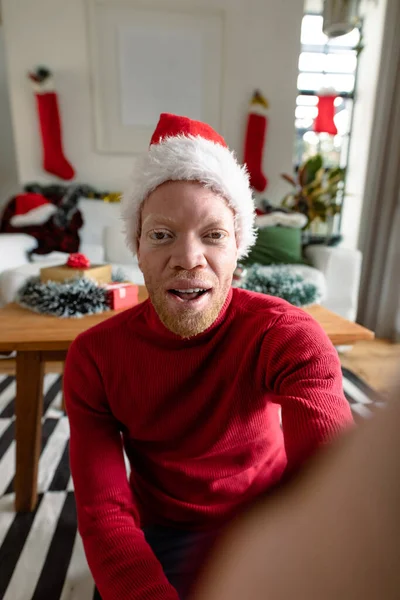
192,377,400,600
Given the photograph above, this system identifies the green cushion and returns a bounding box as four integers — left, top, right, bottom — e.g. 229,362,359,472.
242,226,306,266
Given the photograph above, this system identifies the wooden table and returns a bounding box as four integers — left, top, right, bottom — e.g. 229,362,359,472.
0,288,373,512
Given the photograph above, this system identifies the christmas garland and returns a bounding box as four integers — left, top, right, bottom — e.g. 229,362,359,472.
16,277,110,318
239,264,322,307
24,183,121,206
16,268,128,318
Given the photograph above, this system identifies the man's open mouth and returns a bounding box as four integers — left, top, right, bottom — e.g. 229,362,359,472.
168,288,211,301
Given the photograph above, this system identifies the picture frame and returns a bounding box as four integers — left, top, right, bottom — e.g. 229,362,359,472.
86,0,225,154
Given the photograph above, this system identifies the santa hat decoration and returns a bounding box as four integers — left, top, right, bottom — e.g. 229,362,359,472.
10,193,58,227
121,113,256,260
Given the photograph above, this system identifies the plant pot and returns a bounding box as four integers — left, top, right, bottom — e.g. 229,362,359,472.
309,218,329,236
308,216,336,241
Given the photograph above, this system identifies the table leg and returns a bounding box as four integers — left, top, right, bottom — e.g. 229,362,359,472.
14,351,44,512
61,388,66,412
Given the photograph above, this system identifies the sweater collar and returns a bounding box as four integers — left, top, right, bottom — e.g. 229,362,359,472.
140,287,234,347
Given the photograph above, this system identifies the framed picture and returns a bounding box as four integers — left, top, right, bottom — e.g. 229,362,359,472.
86,1,225,154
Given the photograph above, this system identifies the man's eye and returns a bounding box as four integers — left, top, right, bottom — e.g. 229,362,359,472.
206,231,226,241
149,231,171,241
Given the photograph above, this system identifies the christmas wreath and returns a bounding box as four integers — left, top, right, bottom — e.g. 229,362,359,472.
239,264,322,307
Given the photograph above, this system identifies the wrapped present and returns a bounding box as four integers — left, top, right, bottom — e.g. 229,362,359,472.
40,263,112,284
105,282,139,310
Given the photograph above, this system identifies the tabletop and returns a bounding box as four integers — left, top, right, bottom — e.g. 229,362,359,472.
0,287,374,351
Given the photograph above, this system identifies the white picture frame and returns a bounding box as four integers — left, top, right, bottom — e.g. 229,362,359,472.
86,1,225,154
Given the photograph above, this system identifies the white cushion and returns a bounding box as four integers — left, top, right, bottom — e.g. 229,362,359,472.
305,246,362,321
30,251,70,264
0,233,37,251
0,264,43,305
0,233,37,273
78,198,121,246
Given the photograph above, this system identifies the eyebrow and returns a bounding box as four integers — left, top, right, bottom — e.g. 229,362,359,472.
142,214,177,227
142,214,228,229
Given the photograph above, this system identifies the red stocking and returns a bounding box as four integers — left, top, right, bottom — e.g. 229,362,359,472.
29,68,75,180
243,91,269,193
314,93,338,135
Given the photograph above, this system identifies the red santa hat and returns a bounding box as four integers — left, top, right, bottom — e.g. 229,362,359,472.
10,193,57,227
121,113,256,259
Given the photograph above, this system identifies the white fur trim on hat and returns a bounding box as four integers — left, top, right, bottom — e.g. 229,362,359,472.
249,104,269,116
256,212,308,229
10,203,57,227
121,135,257,260
32,78,55,94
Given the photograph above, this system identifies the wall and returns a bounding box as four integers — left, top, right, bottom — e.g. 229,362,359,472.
0,26,19,210
340,0,388,249
2,0,304,203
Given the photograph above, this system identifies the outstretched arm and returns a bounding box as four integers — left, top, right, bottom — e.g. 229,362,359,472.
262,310,353,471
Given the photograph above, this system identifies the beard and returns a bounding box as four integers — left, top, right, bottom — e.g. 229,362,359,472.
145,271,231,339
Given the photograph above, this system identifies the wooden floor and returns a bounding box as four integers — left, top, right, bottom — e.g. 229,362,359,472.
339,339,400,396
1,340,399,395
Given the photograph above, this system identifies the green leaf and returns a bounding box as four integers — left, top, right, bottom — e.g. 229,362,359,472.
279,153,345,227
327,175,344,188
281,193,295,208
314,168,325,184
298,163,307,187
313,199,326,211
300,155,323,186
328,167,345,181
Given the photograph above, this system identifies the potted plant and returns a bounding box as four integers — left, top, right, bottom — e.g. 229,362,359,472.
280,154,345,241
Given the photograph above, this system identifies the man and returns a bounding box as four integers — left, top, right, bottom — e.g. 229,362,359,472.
64,113,353,600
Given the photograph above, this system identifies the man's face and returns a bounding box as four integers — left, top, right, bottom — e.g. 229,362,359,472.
137,180,238,338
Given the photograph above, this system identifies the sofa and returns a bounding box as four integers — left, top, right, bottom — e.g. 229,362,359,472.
0,199,144,306
0,198,362,320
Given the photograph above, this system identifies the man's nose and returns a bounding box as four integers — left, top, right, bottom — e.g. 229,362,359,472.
169,235,207,271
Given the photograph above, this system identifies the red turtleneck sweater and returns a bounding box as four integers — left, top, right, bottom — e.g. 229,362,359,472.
64,288,352,600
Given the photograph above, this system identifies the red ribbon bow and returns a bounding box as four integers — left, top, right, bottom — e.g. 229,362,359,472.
67,253,91,269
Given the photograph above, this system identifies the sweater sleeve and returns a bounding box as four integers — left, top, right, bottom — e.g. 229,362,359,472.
64,337,179,600
262,310,353,472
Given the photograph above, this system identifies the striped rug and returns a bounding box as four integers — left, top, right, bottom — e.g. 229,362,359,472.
0,369,384,600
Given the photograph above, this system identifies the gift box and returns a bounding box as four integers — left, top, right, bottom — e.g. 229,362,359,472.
40,263,112,284
105,282,139,310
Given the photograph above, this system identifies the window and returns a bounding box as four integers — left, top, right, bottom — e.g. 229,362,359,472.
294,14,361,169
